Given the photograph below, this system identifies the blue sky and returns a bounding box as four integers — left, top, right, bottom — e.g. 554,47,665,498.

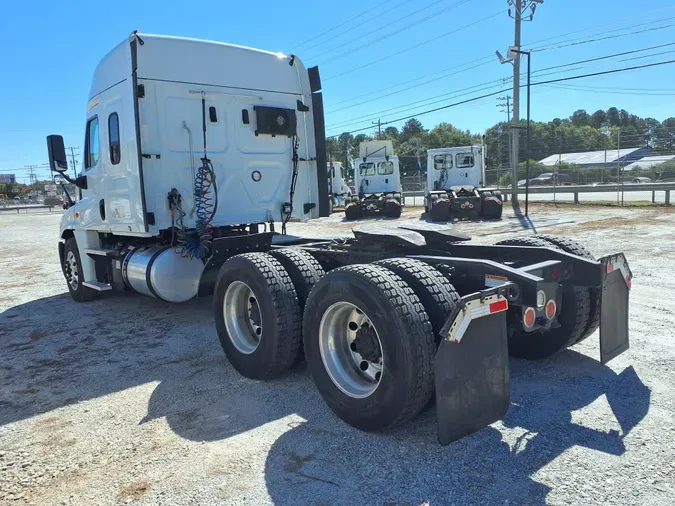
1,0,674,181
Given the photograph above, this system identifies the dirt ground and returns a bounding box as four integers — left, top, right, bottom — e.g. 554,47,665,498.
1,204,674,505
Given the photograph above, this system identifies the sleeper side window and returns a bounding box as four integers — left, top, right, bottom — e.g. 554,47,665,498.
85,116,100,170
108,113,121,165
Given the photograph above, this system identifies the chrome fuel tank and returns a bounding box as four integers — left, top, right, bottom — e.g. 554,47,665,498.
123,246,204,303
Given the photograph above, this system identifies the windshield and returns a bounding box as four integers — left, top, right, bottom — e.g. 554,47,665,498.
455,152,474,168
378,161,394,175
433,154,453,170
359,163,376,176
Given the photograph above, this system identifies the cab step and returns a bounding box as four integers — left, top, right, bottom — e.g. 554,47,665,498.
84,248,117,257
82,281,113,291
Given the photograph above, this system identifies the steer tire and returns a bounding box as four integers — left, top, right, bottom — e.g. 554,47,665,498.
303,264,436,431
63,238,98,302
374,258,459,344
214,252,302,380
496,237,591,359
535,235,600,344
269,248,326,365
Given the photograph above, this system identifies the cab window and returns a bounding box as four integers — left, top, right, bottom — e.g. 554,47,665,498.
359,163,375,176
433,154,453,170
456,152,475,168
108,113,121,165
85,116,100,170
378,161,394,175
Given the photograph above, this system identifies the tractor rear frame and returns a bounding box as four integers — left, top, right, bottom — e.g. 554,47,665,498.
202,224,632,445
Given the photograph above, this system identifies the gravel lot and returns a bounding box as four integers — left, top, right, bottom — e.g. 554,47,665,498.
1,204,674,505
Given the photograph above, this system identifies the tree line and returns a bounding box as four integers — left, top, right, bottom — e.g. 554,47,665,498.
326,107,675,177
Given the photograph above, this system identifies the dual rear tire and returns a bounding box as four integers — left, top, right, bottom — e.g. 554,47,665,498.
214,252,457,430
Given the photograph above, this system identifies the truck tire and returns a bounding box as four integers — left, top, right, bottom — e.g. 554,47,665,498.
481,193,503,219
214,252,302,380
385,199,402,218
535,235,600,344
63,237,98,302
303,264,436,431
344,202,361,221
374,258,459,344
496,237,591,359
269,248,326,365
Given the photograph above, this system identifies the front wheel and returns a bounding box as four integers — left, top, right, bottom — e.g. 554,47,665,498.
303,264,436,431
63,237,97,302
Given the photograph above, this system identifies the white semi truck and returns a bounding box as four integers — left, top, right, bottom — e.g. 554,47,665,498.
47,32,633,445
344,140,402,219
425,146,503,221
328,161,352,210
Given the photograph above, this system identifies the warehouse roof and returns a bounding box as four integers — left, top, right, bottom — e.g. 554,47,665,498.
622,155,675,172
539,148,642,166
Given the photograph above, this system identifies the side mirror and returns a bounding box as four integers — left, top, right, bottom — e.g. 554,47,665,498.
47,135,68,173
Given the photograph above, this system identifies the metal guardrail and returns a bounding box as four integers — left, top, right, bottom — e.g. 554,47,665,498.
402,182,674,205
0,204,59,213
513,182,675,194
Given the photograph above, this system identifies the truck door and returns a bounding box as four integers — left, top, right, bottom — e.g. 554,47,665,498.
99,80,146,234
81,101,111,231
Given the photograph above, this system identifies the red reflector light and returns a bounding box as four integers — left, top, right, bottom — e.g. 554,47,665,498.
545,299,557,320
523,307,536,328
489,299,508,313
551,268,558,279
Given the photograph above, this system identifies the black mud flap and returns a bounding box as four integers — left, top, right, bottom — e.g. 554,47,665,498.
599,254,632,365
429,200,450,221
435,288,511,446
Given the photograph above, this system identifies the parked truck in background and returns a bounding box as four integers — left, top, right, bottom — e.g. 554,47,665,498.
425,146,503,221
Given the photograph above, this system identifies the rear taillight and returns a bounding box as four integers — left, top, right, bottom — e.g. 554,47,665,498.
523,307,536,329
545,299,557,320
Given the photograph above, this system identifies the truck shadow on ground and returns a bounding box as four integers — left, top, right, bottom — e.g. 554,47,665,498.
1,293,650,505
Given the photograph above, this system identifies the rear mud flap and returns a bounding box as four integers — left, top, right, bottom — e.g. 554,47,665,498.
599,254,632,364
435,288,511,445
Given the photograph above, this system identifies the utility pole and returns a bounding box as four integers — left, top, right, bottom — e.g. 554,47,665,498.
497,95,512,122
500,0,542,207
66,147,80,178
372,119,382,139
511,0,522,205
24,165,38,185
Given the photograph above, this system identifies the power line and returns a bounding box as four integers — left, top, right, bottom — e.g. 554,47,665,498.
310,0,445,59
315,0,474,66
534,41,675,74
534,22,675,52
525,5,675,48
325,55,496,112
541,83,675,96
287,0,403,52
327,60,498,116
323,10,675,110
329,58,675,137
323,9,506,81
329,43,675,131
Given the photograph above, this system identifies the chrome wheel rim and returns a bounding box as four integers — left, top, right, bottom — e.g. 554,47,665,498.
223,281,262,354
319,302,383,399
65,250,79,290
